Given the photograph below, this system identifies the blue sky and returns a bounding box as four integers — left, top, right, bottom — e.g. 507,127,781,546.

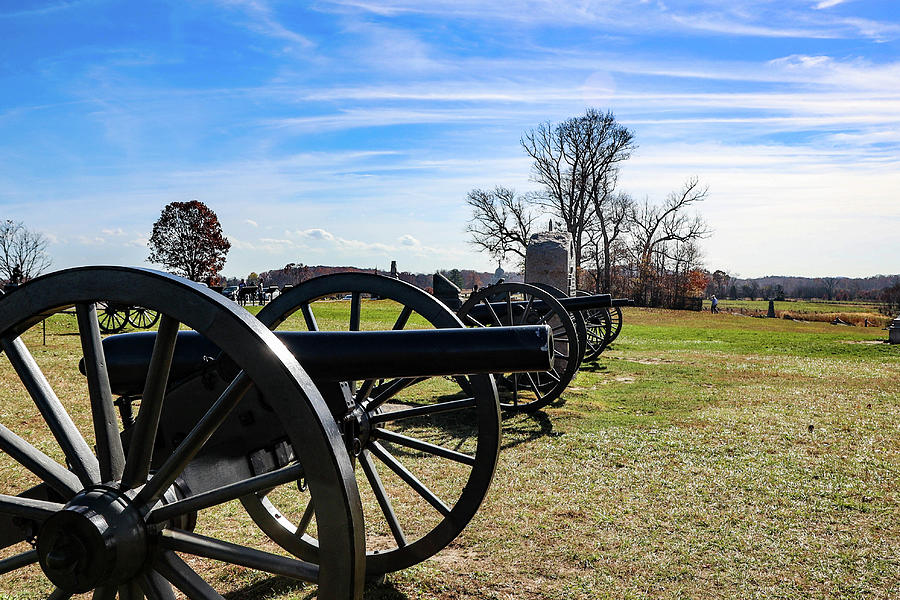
1,0,898,279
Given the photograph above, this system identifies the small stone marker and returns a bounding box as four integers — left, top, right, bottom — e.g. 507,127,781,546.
768,299,776,318
889,316,900,344
525,231,574,295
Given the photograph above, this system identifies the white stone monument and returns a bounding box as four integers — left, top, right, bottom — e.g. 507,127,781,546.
525,231,575,295
889,316,900,344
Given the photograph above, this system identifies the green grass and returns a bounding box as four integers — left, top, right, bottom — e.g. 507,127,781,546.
713,299,882,314
1,303,898,599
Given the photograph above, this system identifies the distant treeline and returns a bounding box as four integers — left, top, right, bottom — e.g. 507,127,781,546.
720,274,899,301
255,263,522,292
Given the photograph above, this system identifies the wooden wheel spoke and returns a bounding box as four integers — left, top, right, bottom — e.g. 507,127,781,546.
372,428,476,466
148,463,304,524
154,551,225,600
160,529,320,583
359,450,407,547
523,372,544,397
0,423,82,496
0,548,37,575
122,315,180,490
517,296,535,325
534,310,556,325
118,579,142,600
368,442,451,517
349,292,361,332
300,303,319,331
47,588,72,600
139,571,176,600
370,397,476,425
480,298,503,326
135,372,253,508
461,314,487,328
392,305,414,330
0,335,99,486
355,379,377,404
92,585,117,600
365,377,422,412
293,499,315,538
76,302,126,482
0,494,63,521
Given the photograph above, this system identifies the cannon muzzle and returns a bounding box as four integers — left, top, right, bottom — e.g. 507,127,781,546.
87,326,553,397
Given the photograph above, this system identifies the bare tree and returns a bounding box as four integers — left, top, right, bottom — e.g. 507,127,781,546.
466,186,536,264
821,277,838,301
585,170,633,293
627,177,711,304
0,220,52,282
521,109,635,282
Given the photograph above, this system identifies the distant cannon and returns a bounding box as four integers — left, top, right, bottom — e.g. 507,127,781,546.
433,274,633,412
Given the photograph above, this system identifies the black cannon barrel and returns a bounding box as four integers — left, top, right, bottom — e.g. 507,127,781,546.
556,293,613,312
89,326,553,396
611,298,634,307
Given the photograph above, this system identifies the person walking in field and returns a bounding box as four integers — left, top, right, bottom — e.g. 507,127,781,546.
711,295,719,314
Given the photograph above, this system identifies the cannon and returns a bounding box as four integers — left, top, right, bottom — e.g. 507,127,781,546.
96,302,161,334
0,267,365,599
0,267,552,599
522,284,632,363
249,273,520,575
575,290,628,360
455,281,632,412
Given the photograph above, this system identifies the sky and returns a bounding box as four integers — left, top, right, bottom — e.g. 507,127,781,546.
1,0,898,280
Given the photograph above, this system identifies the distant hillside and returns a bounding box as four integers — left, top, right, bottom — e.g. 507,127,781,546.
256,264,522,292
728,274,899,300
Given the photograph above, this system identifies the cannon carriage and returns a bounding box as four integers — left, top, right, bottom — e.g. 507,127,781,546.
445,279,632,412
96,302,161,334
0,267,552,599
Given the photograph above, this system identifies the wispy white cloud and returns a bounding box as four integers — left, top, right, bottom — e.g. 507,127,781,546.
298,228,335,241
814,0,849,9
319,0,899,41
216,0,314,47
244,219,259,227
0,0,91,19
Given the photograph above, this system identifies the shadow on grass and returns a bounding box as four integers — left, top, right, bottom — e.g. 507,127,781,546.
576,361,609,373
224,576,315,600
222,575,411,600
500,409,557,450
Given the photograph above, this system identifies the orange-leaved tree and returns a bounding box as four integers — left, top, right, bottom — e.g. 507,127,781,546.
147,200,231,281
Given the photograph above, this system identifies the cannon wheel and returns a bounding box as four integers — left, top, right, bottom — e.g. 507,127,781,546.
97,301,129,334
249,273,501,576
126,306,161,329
607,305,623,343
575,290,613,361
457,282,578,413
530,283,587,367
0,267,364,600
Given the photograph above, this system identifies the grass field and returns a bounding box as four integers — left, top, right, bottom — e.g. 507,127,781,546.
706,299,890,327
1,300,898,599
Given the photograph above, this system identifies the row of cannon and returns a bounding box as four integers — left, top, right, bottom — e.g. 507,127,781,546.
0,266,629,600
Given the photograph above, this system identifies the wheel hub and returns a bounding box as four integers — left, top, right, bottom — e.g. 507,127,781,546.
37,487,148,593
